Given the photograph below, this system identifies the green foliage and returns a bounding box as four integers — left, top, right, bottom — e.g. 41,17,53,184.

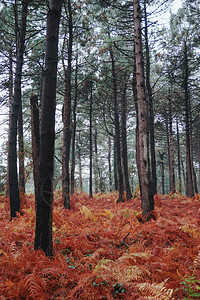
181,276,200,299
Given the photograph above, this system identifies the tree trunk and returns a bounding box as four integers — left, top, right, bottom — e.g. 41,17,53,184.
8,0,29,219
30,94,40,194
197,128,200,191
110,48,124,203
159,152,165,195
77,132,83,190
168,96,176,194
133,0,154,217
113,139,118,191
62,0,73,209
189,104,198,194
6,45,13,198
144,0,157,197
108,136,113,192
89,81,93,198
34,0,62,256
176,119,182,194
18,102,25,194
184,42,194,197
94,124,99,194
70,56,78,195
121,72,132,200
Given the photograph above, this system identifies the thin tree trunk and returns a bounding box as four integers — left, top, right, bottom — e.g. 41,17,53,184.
132,47,140,195
30,94,40,194
6,45,13,198
8,0,29,219
181,159,186,194
184,42,194,197
176,119,182,194
70,56,78,195
110,48,124,203
197,127,200,190
77,132,83,190
121,72,132,200
133,0,154,217
189,105,198,194
159,152,165,195
144,0,157,197
94,124,99,194
113,139,118,191
34,0,62,256
62,0,73,208
168,96,176,193
108,136,112,192
165,114,170,194
18,102,25,194
89,81,93,198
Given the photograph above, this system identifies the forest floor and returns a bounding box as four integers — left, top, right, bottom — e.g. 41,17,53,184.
0,191,200,299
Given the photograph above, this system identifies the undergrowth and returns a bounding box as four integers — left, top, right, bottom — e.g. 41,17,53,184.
0,191,200,299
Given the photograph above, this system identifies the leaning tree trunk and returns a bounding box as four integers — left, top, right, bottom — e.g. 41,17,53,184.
110,48,124,203
62,0,73,208
8,0,29,219
121,71,132,200
133,0,154,217
34,0,62,257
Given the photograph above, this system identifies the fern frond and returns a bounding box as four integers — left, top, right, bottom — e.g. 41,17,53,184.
194,250,200,268
24,273,47,300
137,282,174,299
80,206,97,221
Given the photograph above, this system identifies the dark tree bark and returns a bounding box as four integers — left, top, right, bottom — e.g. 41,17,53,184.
110,48,124,203
168,96,176,194
159,152,165,195
144,0,157,197
8,0,29,219
189,107,198,194
113,139,118,191
198,128,200,190
6,45,14,198
184,42,194,197
121,72,132,200
133,0,154,217
30,94,40,194
18,102,25,194
108,136,113,192
77,132,83,190
94,124,99,194
62,0,73,208
165,113,170,193
176,119,182,194
89,81,93,198
34,0,62,256
70,56,78,195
